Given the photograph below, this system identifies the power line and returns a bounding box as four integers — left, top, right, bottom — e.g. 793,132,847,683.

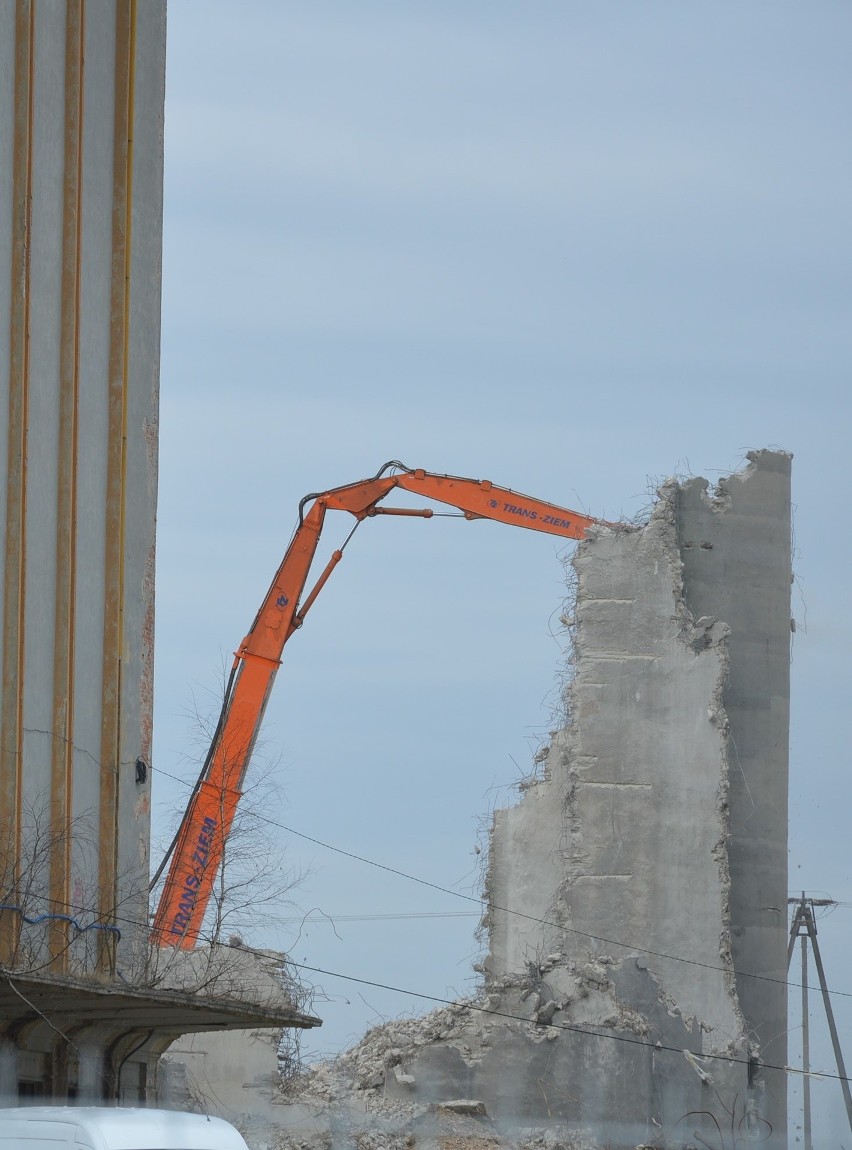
284,911,478,924
12,881,852,1089
150,760,852,1002
284,954,850,1082
27,724,844,1003
5,908,847,1087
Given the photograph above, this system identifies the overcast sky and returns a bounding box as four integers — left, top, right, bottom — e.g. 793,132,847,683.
156,3,851,1139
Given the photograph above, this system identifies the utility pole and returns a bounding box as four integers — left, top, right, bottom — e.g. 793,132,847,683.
801,918,811,1150
788,893,852,1145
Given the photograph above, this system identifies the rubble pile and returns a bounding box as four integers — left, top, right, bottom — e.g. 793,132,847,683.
280,998,479,1118
270,952,669,1150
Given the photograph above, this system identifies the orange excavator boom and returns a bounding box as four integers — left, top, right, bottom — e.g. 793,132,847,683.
150,462,603,948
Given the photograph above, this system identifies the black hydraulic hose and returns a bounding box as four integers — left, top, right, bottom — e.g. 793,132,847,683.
298,460,412,525
148,660,239,893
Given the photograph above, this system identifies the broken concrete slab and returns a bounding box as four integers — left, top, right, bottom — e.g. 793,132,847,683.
436,1101,488,1117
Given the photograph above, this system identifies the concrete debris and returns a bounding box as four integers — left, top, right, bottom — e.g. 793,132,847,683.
532,1001,557,1026
149,942,303,1013
436,1102,487,1117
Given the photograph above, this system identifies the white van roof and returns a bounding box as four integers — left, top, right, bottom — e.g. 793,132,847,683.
0,1107,249,1150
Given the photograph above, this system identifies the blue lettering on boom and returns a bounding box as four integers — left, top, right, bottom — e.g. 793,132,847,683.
171,814,218,936
502,502,538,520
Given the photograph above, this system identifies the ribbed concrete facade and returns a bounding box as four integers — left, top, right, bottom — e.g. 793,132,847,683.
0,0,166,984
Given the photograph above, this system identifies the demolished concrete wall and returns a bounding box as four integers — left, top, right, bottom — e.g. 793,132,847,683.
184,453,792,1150
467,450,790,1142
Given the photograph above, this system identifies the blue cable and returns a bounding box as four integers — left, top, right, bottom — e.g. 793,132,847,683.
0,903,121,939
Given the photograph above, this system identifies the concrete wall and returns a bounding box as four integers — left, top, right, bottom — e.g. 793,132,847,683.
489,485,742,1038
480,450,790,1143
0,0,166,979
162,1029,283,1119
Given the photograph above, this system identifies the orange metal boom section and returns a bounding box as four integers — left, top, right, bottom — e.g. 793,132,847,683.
151,464,601,948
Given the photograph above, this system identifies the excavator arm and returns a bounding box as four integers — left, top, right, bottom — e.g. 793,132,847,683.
150,462,603,948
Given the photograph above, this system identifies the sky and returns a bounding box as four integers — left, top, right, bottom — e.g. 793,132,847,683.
155,3,852,1140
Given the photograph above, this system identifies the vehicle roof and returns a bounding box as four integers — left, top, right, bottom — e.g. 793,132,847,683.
0,1107,249,1150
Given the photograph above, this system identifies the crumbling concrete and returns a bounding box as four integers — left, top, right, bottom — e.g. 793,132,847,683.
188,454,792,1150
